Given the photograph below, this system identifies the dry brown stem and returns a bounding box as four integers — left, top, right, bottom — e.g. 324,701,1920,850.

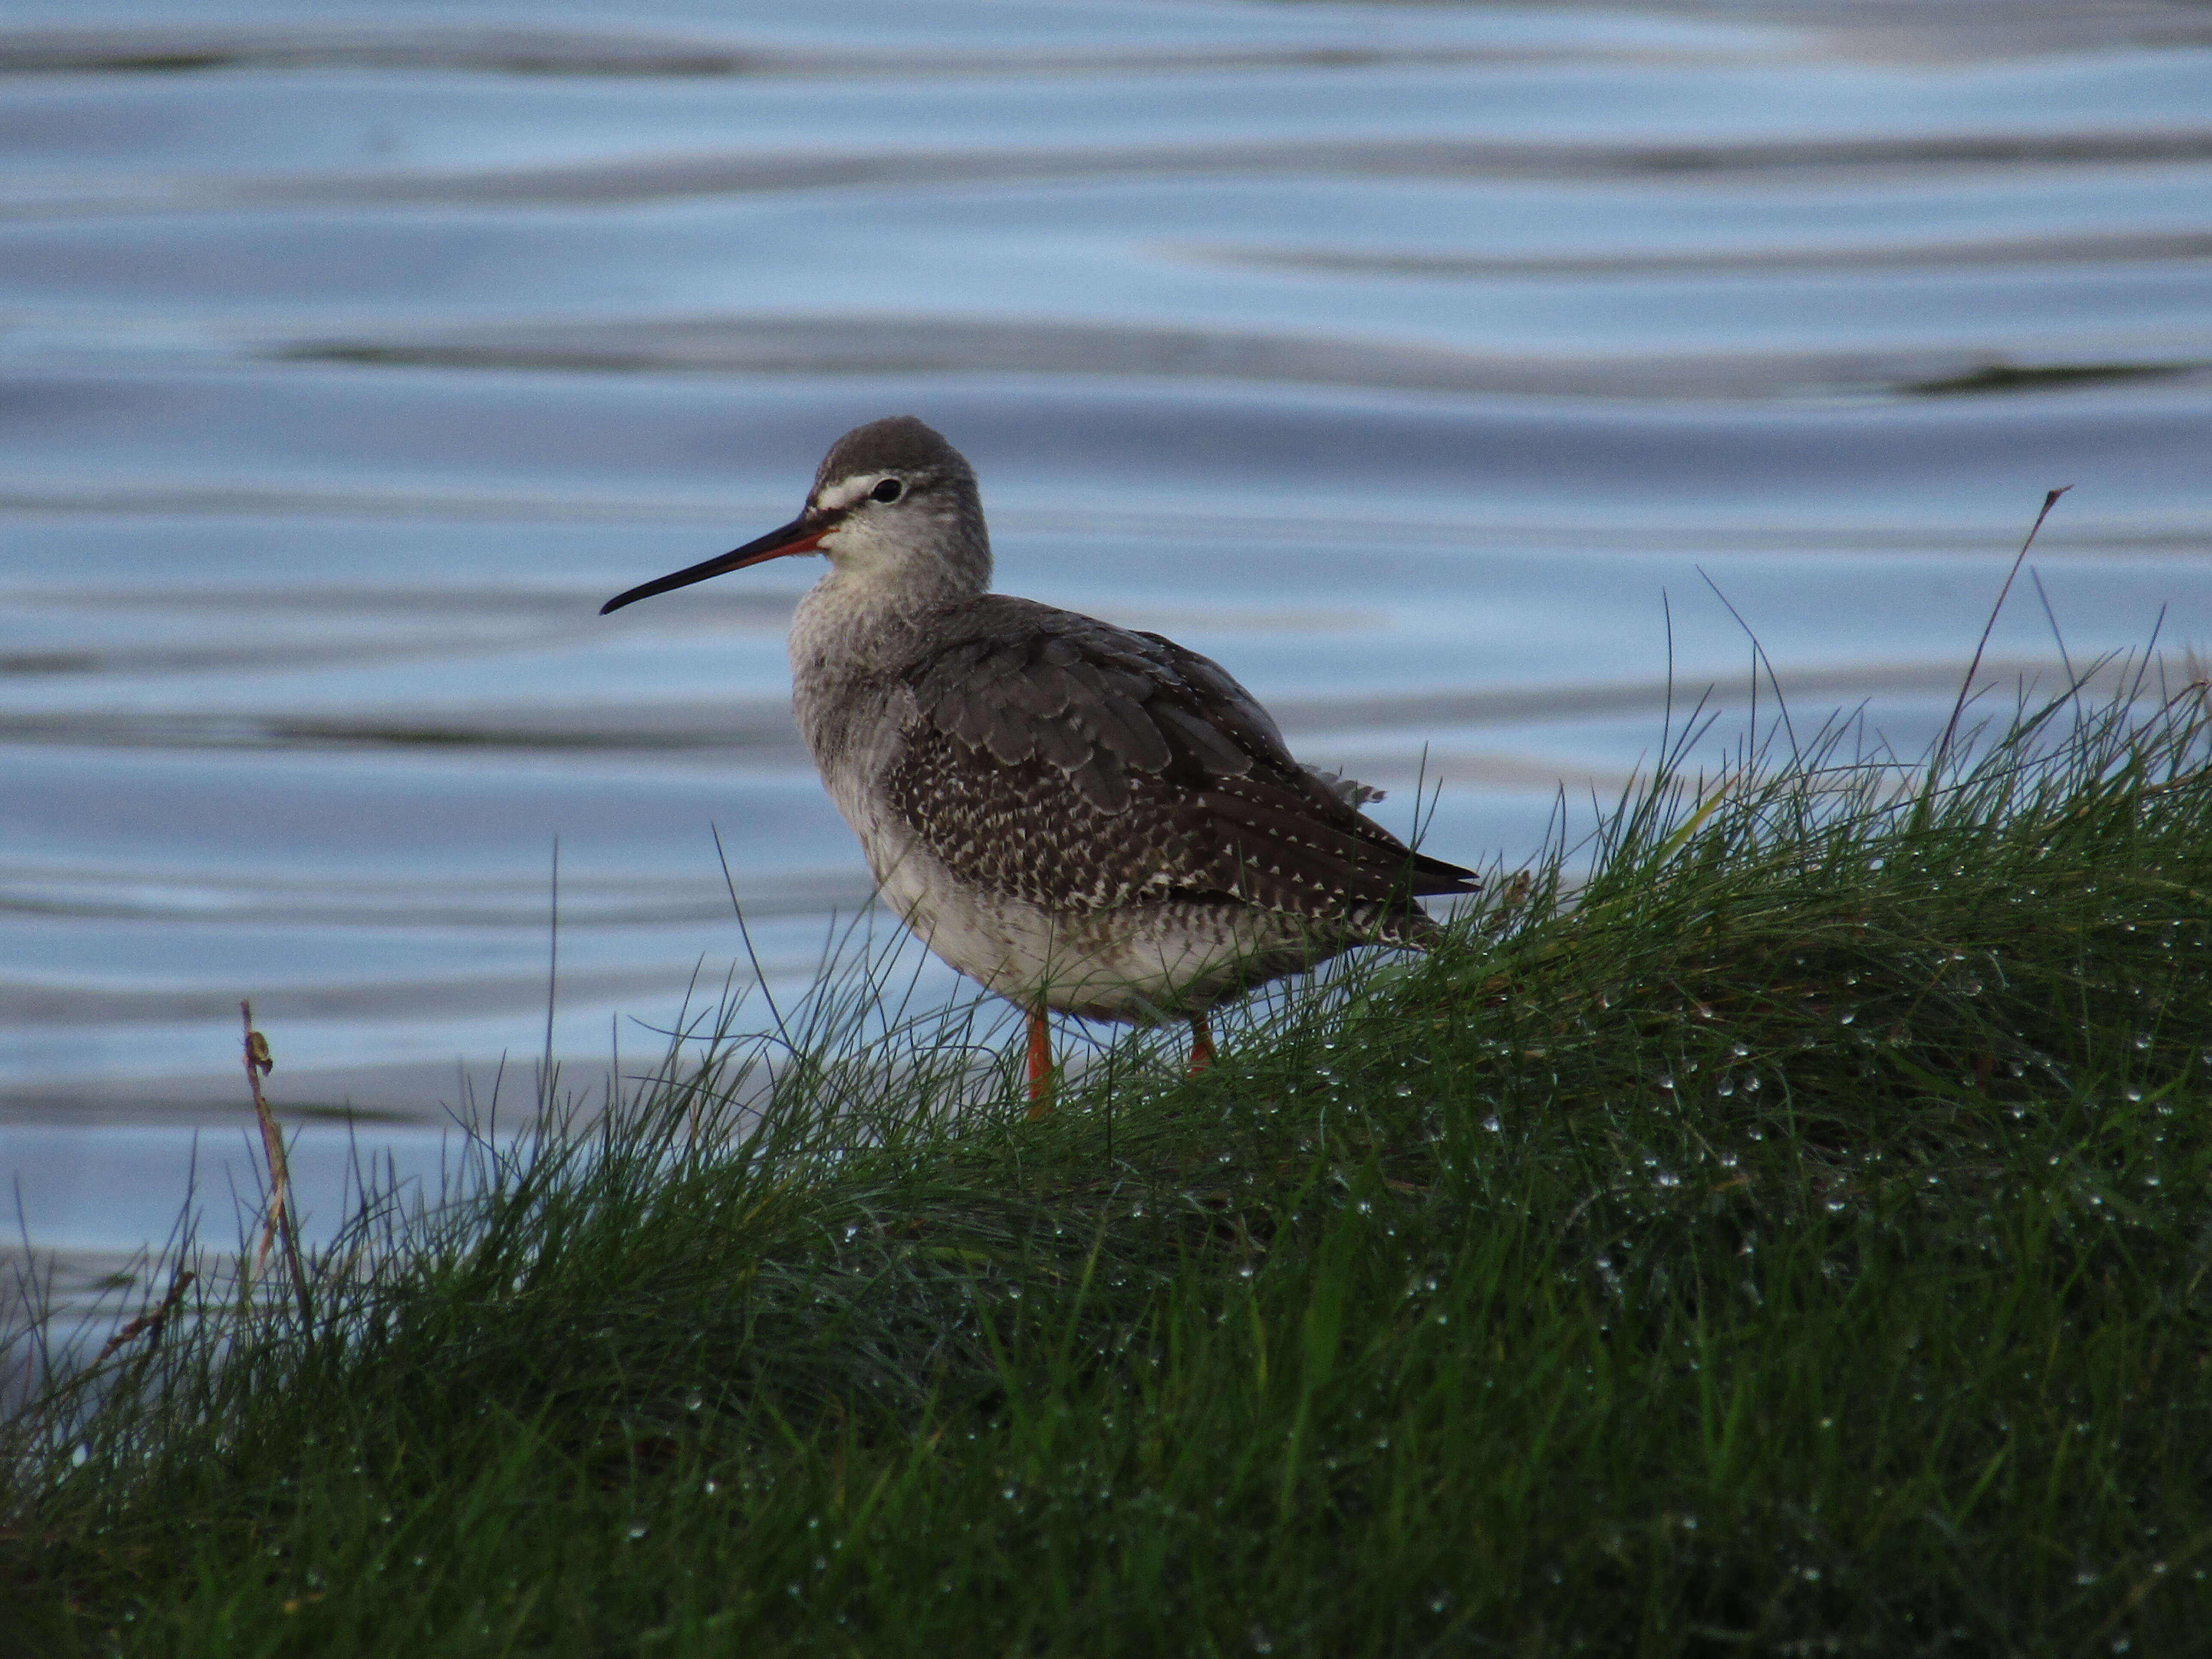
92,1267,195,1367
242,1000,312,1321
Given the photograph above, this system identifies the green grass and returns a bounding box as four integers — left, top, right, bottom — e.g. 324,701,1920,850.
7,670,2212,1656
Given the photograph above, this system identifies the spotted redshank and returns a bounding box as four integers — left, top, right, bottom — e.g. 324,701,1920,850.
603,416,1478,1112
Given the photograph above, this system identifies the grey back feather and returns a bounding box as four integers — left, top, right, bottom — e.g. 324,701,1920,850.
906,598,1283,812
886,596,1478,920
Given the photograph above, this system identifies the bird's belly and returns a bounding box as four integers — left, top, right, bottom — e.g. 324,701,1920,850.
874,850,1333,1022
817,756,1346,1023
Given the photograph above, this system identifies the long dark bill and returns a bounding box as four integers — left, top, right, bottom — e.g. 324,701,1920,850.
600,512,834,615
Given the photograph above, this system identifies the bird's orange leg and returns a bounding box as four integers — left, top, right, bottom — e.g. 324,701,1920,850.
1188,1012,1216,1077
1025,1006,1054,1118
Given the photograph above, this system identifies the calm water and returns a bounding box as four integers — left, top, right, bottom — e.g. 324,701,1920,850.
4,0,2211,1274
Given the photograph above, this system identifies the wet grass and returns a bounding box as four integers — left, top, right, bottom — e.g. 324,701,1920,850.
6,672,2212,1657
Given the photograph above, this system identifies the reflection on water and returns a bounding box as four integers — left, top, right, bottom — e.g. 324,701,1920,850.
3,0,2210,1264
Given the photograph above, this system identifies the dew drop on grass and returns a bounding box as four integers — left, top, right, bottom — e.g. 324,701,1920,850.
626,1524,647,1542
1653,1170,1680,1189
1479,1114,1502,1133
2125,1088,2143,1103
1730,1043,1749,1058
1720,1152,1739,1169
1657,1073,1676,1092
1395,1084,1414,1097
1714,1075,1736,1098
1838,1009,1857,1026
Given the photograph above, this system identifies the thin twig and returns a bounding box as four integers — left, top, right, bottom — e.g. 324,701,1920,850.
2030,567,2078,696
1696,567,1800,760
714,823,797,1053
242,1001,312,1322
1935,486,2071,781
93,1267,195,1367
543,835,561,1091
1556,1182,1635,1241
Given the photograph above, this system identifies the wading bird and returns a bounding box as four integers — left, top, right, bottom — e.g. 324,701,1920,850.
602,417,1478,1112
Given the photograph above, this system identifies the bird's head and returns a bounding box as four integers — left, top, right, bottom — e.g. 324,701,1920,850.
600,415,991,616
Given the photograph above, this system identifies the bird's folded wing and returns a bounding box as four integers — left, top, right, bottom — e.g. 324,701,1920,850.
891,600,1477,915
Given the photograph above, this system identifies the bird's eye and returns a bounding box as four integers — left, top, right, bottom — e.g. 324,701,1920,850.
870,478,904,504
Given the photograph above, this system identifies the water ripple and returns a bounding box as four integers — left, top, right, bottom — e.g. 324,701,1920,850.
2,2,2209,1223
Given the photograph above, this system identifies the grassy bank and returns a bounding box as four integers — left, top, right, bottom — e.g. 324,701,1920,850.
7,675,2212,1657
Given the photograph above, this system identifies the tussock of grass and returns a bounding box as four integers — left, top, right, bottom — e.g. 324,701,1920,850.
6,672,2212,1656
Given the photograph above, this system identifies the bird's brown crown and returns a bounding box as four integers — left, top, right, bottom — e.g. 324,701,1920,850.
814,415,973,496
